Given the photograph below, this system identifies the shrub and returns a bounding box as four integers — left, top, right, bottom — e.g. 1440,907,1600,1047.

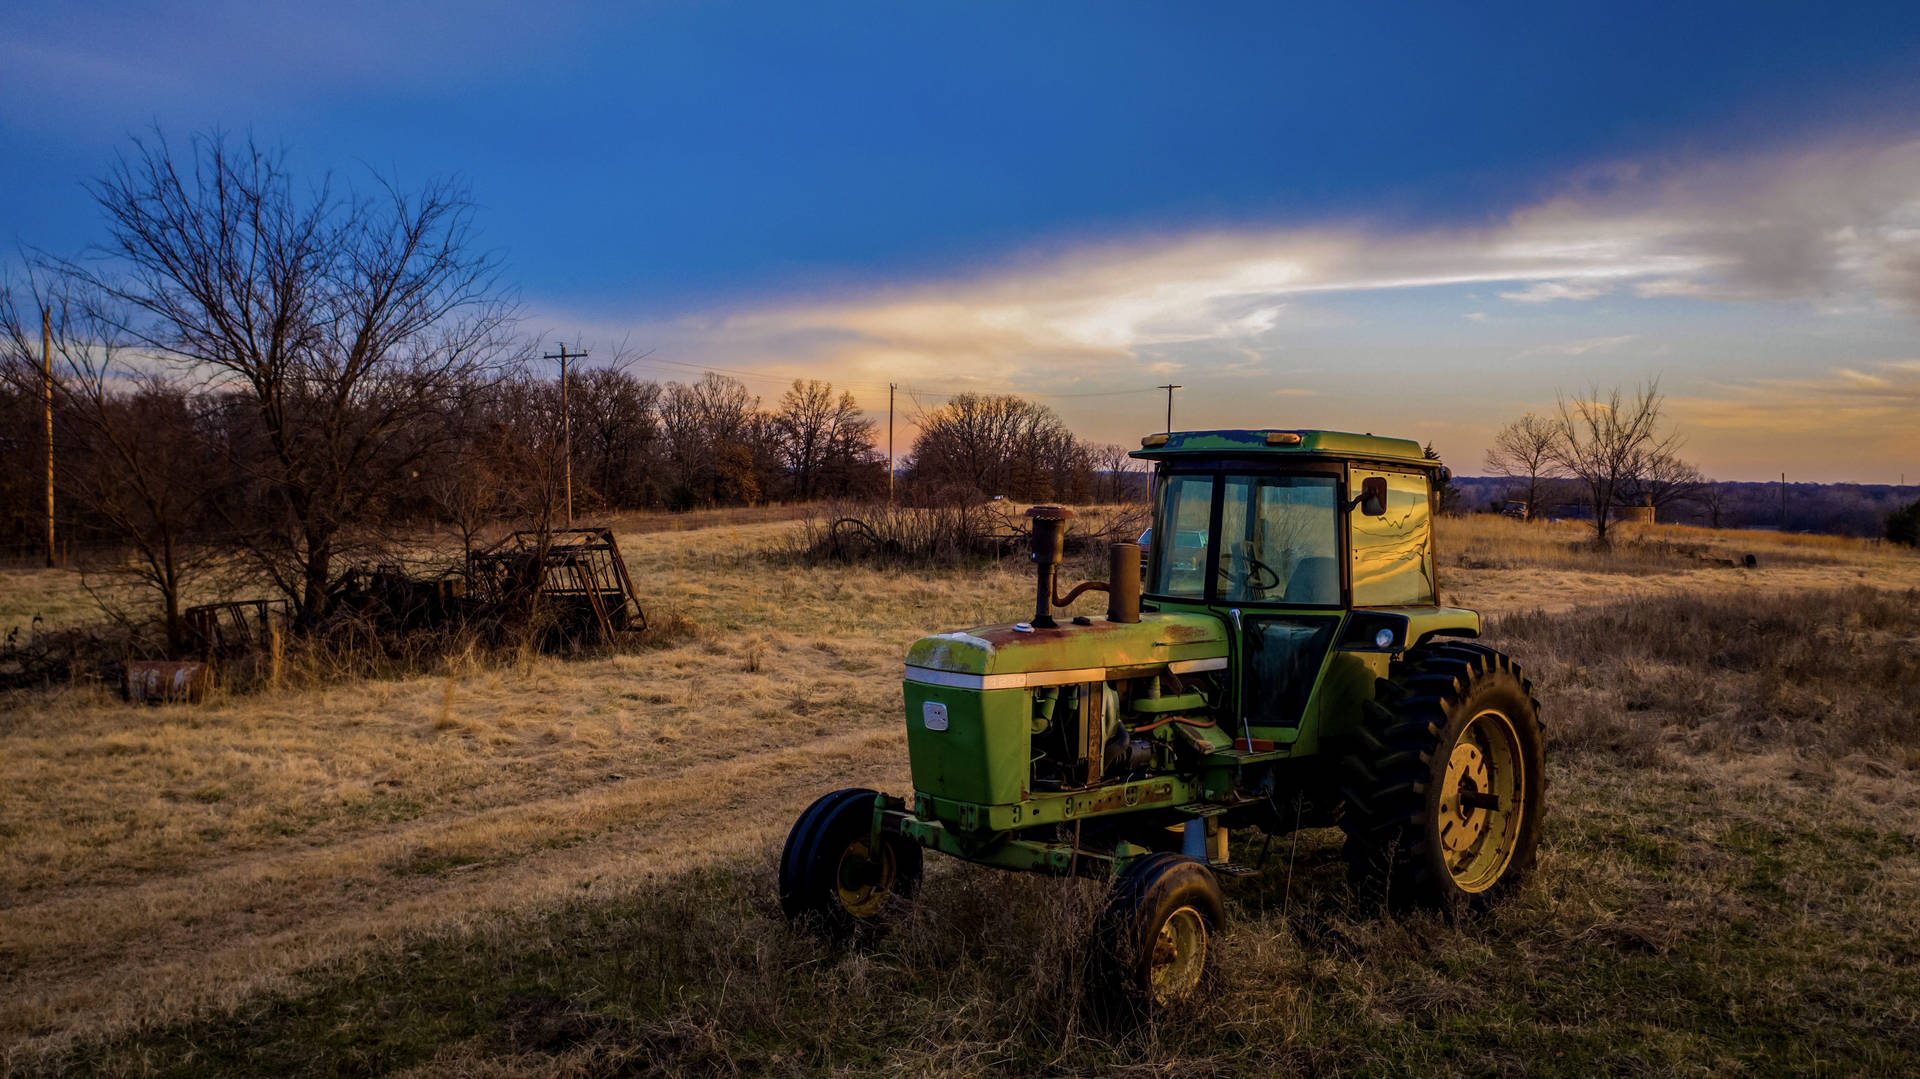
777,501,1147,568
1888,498,1920,546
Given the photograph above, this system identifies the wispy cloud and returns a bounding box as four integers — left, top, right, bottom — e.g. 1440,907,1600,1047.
653,135,1920,388
1668,359,1920,476
1748,358,1920,403
547,131,1920,478
1517,335,1639,358
1499,280,1613,303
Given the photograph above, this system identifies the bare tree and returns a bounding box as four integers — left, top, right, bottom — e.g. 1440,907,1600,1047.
1614,449,1706,522
659,373,763,507
1697,480,1725,529
1,280,220,653
1483,414,1562,521
50,131,520,628
905,393,1082,502
771,379,877,500
1086,443,1140,503
478,375,570,537
1551,381,1683,546
571,366,661,508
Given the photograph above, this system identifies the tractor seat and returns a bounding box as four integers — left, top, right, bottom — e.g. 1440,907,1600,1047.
1284,556,1338,605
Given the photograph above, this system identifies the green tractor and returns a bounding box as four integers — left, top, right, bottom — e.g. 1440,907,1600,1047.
780,429,1544,1006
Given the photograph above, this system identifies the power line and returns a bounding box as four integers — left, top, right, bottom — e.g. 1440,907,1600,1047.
1157,383,1182,433
604,351,1164,407
543,343,588,525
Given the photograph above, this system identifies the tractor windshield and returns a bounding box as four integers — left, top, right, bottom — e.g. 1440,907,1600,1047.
1150,472,1341,605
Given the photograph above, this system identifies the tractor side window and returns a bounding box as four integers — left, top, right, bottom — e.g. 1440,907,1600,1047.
1218,474,1340,604
1150,474,1215,598
1349,468,1436,605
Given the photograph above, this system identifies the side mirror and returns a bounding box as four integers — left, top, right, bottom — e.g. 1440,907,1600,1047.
1360,476,1388,516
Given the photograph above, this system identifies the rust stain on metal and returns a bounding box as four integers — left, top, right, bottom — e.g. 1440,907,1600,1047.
1075,780,1175,816
126,661,210,704
184,600,281,657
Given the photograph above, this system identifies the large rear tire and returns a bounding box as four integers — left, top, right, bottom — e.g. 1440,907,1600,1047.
1092,852,1225,1013
1339,641,1545,911
779,788,923,939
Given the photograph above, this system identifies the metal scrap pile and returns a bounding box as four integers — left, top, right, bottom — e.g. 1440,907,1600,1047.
114,528,645,703
465,528,647,647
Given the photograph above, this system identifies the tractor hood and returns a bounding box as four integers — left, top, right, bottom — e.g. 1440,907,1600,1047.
904,612,1228,689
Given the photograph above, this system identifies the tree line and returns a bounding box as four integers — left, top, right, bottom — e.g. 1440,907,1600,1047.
1478,380,1920,543
0,132,1143,645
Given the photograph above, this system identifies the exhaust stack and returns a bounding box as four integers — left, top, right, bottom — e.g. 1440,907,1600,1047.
1106,542,1140,623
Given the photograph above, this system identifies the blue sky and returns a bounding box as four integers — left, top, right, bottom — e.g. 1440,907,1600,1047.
5,1,1920,481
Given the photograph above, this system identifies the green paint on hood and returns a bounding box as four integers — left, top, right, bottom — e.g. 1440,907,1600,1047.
906,613,1229,675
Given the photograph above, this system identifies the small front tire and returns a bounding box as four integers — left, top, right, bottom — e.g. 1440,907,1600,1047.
1093,852,1225,1011
779,788,923,939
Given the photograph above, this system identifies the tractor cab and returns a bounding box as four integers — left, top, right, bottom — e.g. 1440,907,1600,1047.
1137,428,1440,609
1134,429,1475,740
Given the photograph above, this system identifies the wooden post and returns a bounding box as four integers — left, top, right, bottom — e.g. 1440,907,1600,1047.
42,307,55,568
542,344,588,526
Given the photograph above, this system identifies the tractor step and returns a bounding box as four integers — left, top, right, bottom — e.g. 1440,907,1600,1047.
1201,740,1296,765
1208,861,1259,877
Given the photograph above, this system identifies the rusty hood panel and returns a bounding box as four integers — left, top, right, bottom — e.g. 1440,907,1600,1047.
905,612,1228,676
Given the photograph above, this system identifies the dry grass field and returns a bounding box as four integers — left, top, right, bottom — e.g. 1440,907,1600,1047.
2,512,1918,1076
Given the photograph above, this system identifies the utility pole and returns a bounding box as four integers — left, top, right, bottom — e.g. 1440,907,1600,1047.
544,344,588,526
42,307,55,568
1780,472,1787,533
887,382,896,505
1157,383,1182,434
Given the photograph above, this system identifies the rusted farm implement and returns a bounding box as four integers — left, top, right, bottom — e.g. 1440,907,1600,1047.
111,528,646,701
466,527,646,647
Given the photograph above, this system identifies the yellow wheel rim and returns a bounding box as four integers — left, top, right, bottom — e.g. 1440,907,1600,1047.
1437,708,1526,893
834,838,897,920
1147,905,1208,1004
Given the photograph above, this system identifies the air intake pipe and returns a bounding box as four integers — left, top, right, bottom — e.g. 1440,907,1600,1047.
1023,506,1142,627
1026,506,1073,628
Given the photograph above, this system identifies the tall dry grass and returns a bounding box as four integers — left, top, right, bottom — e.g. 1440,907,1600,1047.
3,511,1919,1075
1500,586,1920,768
30,585,1920,1076
1439,513,1887,572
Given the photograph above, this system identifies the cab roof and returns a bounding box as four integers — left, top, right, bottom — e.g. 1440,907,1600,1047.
1129,428,1432,467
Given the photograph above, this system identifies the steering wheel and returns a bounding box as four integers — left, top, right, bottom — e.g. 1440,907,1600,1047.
1240,556,1281,593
